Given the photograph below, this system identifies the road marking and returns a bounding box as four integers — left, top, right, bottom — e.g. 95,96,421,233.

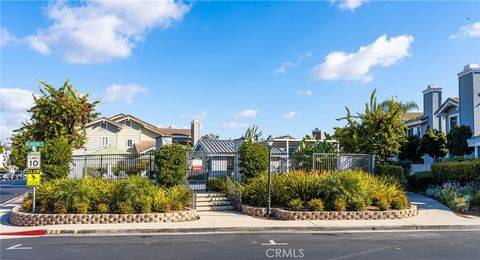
261,240,288,246
6,244,33,250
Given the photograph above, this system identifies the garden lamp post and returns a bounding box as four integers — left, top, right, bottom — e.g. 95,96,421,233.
266,135,274,217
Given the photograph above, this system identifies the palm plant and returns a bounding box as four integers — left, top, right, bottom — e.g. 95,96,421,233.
243,125,263,141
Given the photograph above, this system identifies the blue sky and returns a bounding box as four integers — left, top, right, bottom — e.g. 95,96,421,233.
1,0,480,142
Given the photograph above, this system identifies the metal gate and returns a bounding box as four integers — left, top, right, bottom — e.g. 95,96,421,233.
312,153,375,173
186,151,210,190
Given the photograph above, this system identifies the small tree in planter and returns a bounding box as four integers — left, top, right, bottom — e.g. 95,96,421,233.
447,125,474,157
41,137,73,180
238,141,268,182
419,129,448,162
154,144,187,188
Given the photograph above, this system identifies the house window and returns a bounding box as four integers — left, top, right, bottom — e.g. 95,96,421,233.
126,120,131,127
416,127,421,137
127,139,133,148
101,136,109,148
450,116,458,129
100,122,107,130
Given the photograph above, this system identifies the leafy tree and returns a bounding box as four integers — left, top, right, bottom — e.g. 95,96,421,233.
0,142,4,154
292,134,337,170
334,90,415,160
40,137,72,180
419,129,448,161
238,141,268,182
9,80,99,169
154,144,187,188
399,135,423,163
243,125,263,141
447,125,473,156
201,133,220,140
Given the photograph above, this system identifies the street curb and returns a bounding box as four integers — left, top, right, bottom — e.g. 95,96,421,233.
0,193,27,208
0,229,47,236
46,225,480,235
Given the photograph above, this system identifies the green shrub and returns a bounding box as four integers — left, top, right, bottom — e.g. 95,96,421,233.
348,197,366,211
320,170,370,209
53,201,68,214
475,193,480,206
287,198,304,211
407,171,435,191
241,172,286,207
22,198,33,212
431,160,480,184
52,179,96,213
154,144,187,188
113,176,156,212
307,198,324,211
332,197,347,211
152,189,171,213
74,202,89,214
391,193,408,210
167,186,192,210
376,165,404,184
372,191,390,211
97,203,109,214
284,171,322,203
117,201,135,214
207,177,225,192
137,196,153,214
238,141,269,182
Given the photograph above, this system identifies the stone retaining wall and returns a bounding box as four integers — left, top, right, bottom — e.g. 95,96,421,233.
242,204,418,220
9,206,199,227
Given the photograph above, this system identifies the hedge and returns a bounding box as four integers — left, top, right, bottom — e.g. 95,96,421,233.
407,171,435,191
431,159,480,184
376,165,404,183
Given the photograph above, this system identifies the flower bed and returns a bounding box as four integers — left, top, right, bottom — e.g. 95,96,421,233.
241,204,417,220
426,182,480,213
9,206,198,226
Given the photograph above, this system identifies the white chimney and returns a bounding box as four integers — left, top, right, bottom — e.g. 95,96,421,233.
191,119,200,145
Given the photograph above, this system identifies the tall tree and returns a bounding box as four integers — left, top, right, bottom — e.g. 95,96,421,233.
10,80,99,169
334,89,417,160
399,135,423,163
447,125,474,156
419,129,448,161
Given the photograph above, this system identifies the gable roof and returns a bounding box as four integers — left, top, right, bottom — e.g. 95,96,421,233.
435,97,459,116
134,140,156,154
402,112,424,123
109,113,190,137
86,117,123,129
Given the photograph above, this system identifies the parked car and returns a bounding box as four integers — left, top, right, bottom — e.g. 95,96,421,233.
14,171,25,179
0,171,13,180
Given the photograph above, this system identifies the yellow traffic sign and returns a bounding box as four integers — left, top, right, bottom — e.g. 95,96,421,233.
27,173,41,186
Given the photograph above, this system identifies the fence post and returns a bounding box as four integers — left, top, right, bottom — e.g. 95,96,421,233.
100,155,103,179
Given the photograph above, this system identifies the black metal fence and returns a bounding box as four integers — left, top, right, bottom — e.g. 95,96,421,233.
69,154,156,180
312,153,376,173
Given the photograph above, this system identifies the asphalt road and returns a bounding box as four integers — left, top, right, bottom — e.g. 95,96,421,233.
0,179,30,204
1,231,479,260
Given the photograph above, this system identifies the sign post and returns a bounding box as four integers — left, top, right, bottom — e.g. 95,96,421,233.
25,141,43,213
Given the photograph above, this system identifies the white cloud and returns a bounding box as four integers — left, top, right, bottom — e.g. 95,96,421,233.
295,90,314,96
0,88,36,141
449,22,480,40
274,52,312,75
283,112,298,120
26,1,191,63
193,111,208,120
103,83,148,103
222,121,248,129
333,0,368,11
0,28,19,47
310,34,414,82
236,109,258,118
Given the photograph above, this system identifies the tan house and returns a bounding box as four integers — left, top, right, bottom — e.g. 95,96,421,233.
73,113,194,155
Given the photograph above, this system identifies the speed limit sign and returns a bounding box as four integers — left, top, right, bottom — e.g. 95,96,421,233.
27,152,41,169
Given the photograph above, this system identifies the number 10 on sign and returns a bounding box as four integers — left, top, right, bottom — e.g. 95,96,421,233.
27,152,41,169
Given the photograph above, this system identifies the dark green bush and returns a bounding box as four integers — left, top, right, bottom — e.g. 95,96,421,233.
407,171,435,191
207,177,225,192
376,165,404,183
372,191,390,211
241,172,286,207
238,141,269,182
431,159,480,184
41,137,72,180
307,198,324,211
154,144,187,188
332,197,347,211
348,197,366,211
391,193,408,210
287,198,304,211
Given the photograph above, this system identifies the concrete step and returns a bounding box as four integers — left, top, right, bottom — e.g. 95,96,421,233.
195,192,226,198
196,196,230,203
196,200,233,207
196,205,235,212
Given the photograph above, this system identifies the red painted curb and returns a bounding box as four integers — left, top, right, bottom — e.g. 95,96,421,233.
0,229,47,236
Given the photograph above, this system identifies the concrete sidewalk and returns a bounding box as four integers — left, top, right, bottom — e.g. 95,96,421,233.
1,192,479,238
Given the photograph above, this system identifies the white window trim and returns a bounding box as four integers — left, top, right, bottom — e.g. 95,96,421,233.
101,136,110,148
126,138,134,148
447,113,460,132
